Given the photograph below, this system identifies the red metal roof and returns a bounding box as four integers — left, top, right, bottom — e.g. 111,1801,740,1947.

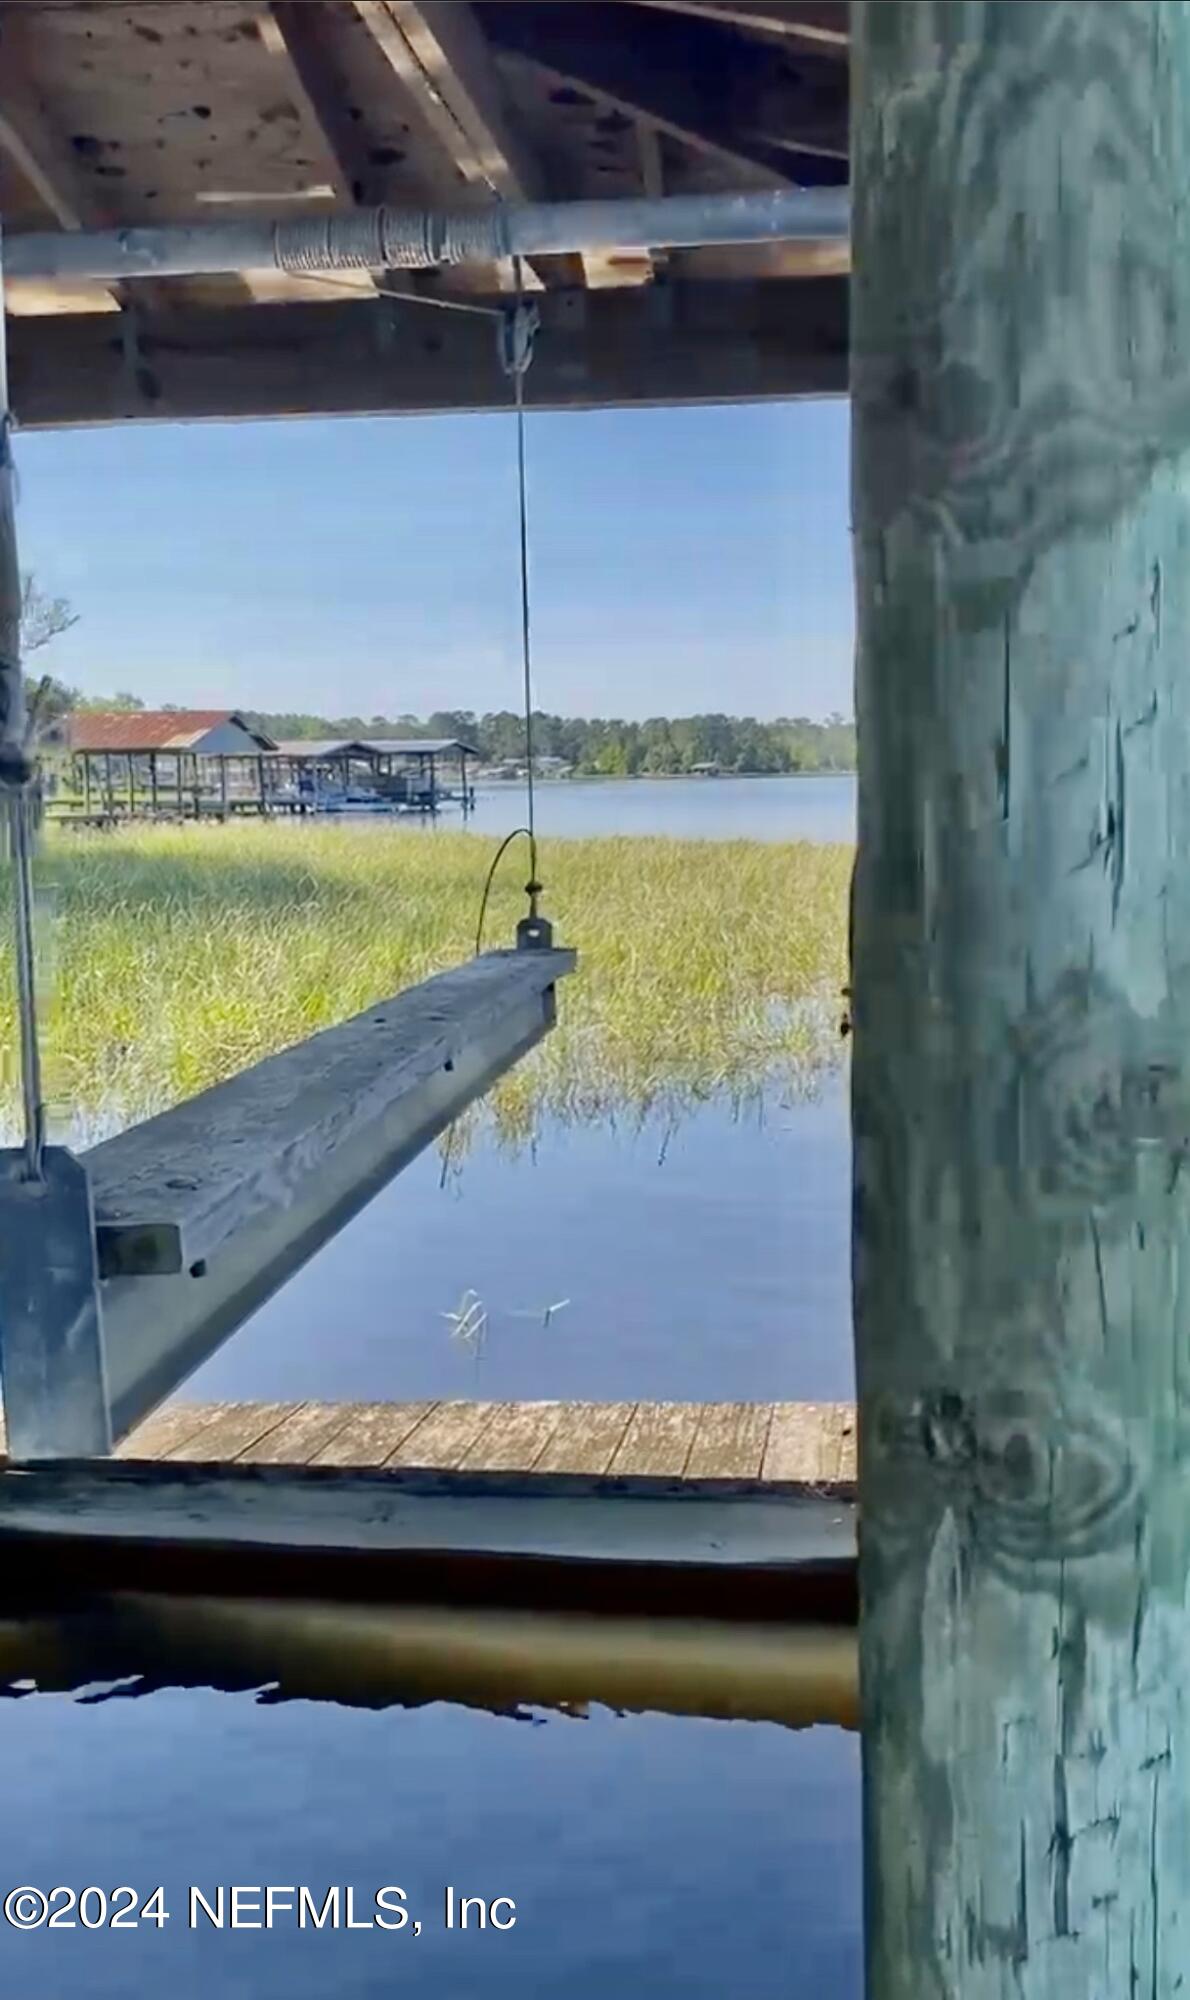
65,710,273,752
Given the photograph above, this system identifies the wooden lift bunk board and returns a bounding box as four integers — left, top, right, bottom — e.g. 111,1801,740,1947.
0,947,573,1458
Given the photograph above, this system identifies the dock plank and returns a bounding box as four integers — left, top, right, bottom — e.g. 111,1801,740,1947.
764,1402,855,1484
459,1402,563,1471
13,1398,854,1485
309,1402,439,1468
535,1402,637,1475
238,1402,360,1467
822,1403,857,1482
685,1403,773,1481
610,1403,704,1478
115,1403,223,1461
385,1400,497,1470
169,1402,294,1463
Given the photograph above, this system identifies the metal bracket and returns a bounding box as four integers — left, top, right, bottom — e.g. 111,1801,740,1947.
0,1145,111,1459
516,911,554,950
497,297,540,381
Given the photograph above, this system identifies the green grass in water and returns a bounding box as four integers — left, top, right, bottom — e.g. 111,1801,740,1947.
0,823,851,1143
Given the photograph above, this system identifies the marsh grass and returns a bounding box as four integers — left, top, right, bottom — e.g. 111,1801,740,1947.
0,822,851,1144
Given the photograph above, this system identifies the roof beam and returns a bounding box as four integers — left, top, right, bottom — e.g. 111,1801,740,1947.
0,12,120,310
259,5,378,300
628,2,849,54
357,0,542,201
352,1,584,285
263,6,369,207
7,278,848,428
0,14,258,316
483,1,848,183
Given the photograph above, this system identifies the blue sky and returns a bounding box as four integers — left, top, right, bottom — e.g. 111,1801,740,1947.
15,397,852,721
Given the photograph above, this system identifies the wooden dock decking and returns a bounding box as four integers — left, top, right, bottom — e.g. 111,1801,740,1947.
0,1401,857,1627
111,1399,857,1486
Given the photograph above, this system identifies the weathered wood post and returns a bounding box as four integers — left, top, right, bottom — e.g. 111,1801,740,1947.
852,2,1190,1992
149,750,158,816
126,752,135,817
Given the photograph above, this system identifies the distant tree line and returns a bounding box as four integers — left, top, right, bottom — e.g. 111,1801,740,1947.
27,665,856,776
242,709,857,776
15,579,856,777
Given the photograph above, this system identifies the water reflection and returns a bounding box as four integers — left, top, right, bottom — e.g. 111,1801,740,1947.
0,1596,857,1730
190,1084,854,1406
1,1681,861,1997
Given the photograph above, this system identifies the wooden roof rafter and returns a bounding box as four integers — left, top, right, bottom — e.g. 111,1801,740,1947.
626,1,849,55
0,8,127,314
350,1,585,288
480,0,849,187
1,0,853,425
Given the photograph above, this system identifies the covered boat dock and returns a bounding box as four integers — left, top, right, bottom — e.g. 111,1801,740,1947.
53,708,281,822
3,4,1179,1988
270,735,479,812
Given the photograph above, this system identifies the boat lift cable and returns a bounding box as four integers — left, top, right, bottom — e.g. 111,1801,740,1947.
0,222,111,1459
0,224,45,1184
305,262,551,957
476,260,551,957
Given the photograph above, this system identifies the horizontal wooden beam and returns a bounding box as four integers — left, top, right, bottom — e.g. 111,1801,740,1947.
77,949,572,1444
8,277,847,426
91,948,572,1279
0,1455,854,1566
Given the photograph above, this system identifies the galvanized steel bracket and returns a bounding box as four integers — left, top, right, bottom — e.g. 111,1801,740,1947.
0,1145,111,1460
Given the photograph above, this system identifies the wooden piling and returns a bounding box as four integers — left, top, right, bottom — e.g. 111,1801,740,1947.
851,2,1190,1990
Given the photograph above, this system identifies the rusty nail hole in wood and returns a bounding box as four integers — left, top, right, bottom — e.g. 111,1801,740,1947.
189,1260,208,1279
444,1058,455,1072
166,1176,199,1191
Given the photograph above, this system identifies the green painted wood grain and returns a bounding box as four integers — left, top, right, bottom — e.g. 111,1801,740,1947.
852,2,1190,1993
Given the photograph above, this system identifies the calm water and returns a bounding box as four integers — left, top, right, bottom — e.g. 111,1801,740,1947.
3,769,860,1994
425,772,854,843
4,1694,860,1996
192,1083,853,1405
